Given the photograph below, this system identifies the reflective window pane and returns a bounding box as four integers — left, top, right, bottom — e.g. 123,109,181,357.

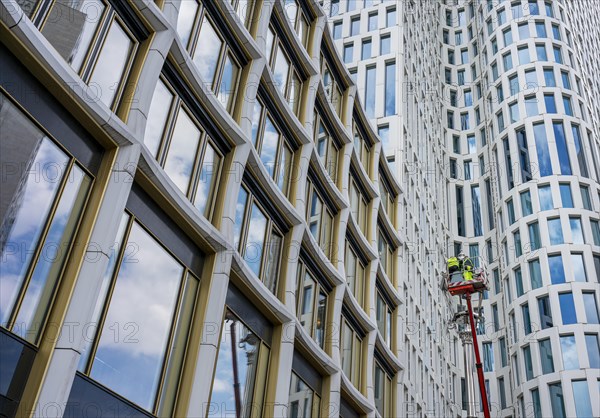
233,187,248,251
572,253,587,282
263,232,281,295
583,293,599,323
13,166,91,342
244,203,267,277
163,109,202,195
288,372,314,418
88,20,133,108
548,218,563,245
41,0,106,73
560,292,577,324
211,311,263,416
193,17,223,86
218,55,240,111
145,79,173,157
90,222,184,410
548,255,565,283
176,0,199,49
572,380,593,418
549,383,566,418
539,338,554,374
1,134,68,325
274,49,290,95
194,142,221,216
585,334,600,368
560,335,579,370
260,116,280,180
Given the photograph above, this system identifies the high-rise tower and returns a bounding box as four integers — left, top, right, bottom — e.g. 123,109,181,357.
332,0,600,417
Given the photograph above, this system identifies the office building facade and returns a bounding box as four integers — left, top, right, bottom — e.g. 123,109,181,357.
332,0,600,417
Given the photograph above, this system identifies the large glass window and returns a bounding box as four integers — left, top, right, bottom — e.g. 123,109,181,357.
81,215,198,413
571,126,589,178
523,345,534,380
472,186,483,237
341,316,363,388
374,361,393,417
548,218,564,245
345,243,366,307
145,78,224,217
211,310,269,417
288,372,321,418
376,289,393,347
0,96,94,345
529,259,542,289
571,253,587,282
583,292,600,323
265,26,304,114
296,261,328,349
306,179,335,258
251,102,294,196
177,8,242,113
314,111,340,182
591,220,600,246
483,342,494,372
553,123,572,175
365,66,376,118
560,183,574,207
361,39,372,60
559,292,577,324
528,221,541,250
531,388,542,418
549,255,565,283
533,123,552,176
234,186,284,293
549,382,566,418
560,335,579,369
521,190,533,216
378,228,395,281
283,0,310,46
538,185,553,210
343,43,354,63
522,303,532,335
30,0,139,112
384,61,396,116
570,217,585,244
349,174,370,235
538,296,553,329
380,34,391,55
585,334,600,368
539,338,554,374
572,380,593,418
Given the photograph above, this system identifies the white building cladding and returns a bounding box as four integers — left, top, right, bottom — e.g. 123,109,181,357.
331,0,600,417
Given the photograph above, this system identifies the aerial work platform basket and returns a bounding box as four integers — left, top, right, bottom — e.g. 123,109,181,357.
442,256,489,297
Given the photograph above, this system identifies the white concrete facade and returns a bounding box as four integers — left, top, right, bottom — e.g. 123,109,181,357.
331,0,600,417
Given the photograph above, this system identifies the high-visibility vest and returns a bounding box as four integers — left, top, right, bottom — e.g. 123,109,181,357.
447,257,459,269
463,257,474,270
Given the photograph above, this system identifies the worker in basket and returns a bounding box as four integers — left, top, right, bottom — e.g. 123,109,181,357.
462,254,474,281
447,253,463,284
